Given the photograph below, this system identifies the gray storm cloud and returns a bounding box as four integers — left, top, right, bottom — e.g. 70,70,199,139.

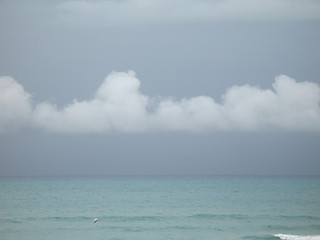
0,71,320,133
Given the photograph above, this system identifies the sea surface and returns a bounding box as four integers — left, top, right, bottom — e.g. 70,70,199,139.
0,176,319,240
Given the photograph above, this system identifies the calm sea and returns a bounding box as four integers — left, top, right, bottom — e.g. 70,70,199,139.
0,176,319,240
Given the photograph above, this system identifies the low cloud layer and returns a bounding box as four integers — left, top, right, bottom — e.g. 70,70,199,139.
56,0,320,27
1,71,320,133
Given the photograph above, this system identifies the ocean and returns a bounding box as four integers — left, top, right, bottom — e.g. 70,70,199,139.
0,176,319,240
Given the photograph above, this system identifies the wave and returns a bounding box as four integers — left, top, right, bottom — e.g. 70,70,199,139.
42,216,92,221
243,235,279,240
274,234,320,240
191,213,247,220
104,215,166,222
279,216,320,221
266,225,320,231
0,218,23,224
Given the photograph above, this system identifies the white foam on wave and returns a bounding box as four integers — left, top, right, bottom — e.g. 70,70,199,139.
274,234,320,240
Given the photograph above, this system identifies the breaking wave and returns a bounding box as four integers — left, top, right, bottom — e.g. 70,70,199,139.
274,234,320,240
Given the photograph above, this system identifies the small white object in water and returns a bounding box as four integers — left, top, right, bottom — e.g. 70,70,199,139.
93,218,99,223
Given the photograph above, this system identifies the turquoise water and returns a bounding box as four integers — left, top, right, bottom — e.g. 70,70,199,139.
0,176,320,240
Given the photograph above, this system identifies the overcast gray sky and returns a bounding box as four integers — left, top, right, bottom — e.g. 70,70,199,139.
1,0,320,176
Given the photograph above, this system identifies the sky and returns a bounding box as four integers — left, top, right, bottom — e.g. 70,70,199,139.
0,0,320,176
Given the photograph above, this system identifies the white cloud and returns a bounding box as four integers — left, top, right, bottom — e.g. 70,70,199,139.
0,72,320,133
33,71,149,133
55,0,320,27
0,76,33,133
221,75,320,131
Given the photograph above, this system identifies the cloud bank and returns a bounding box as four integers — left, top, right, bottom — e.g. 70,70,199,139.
1,71,320,133
56,0,320,27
